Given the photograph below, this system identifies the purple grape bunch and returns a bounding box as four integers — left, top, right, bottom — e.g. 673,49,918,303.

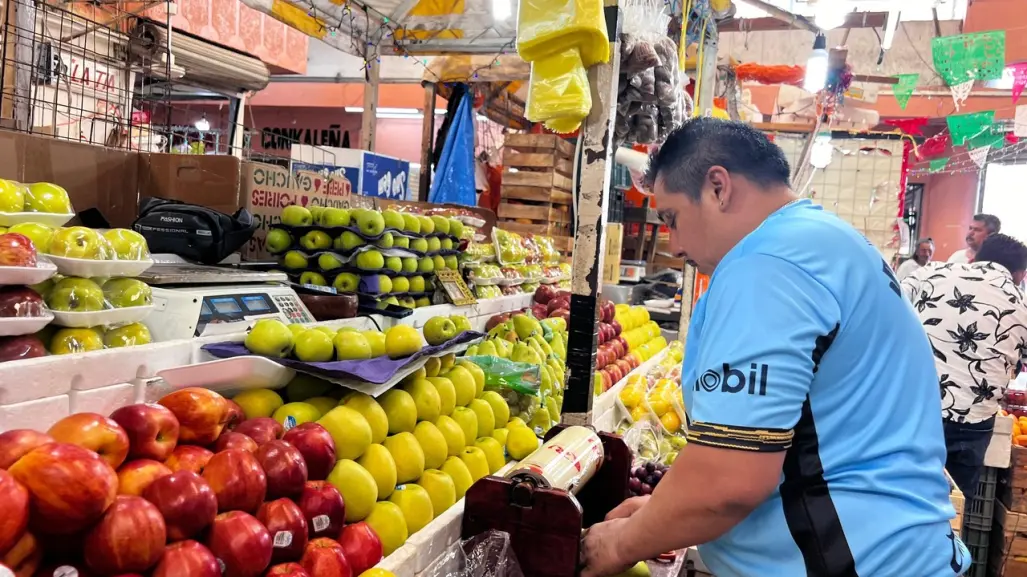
628,461,667,497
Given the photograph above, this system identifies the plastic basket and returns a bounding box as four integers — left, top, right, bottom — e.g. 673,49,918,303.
964,467,1000,532
963,523,990,577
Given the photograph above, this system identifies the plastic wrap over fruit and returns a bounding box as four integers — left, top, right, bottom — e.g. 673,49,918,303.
421,530,525,577
22,182,74,214
0,285,48,317
103,228,152,260
525,50,592,133
102,278,153,308
49,326,106,354
0,232,37,268
49,226,116,260
516,0,609,67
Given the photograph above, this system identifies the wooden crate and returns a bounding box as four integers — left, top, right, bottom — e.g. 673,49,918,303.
994,559,1027,577
996,503,1027,558
503,148,573,176
504,133,575,157
1001,446,1027,513
501,169,573,192
499,220,571,237
497,202,571,224
551,235,573,253
502,185,573,205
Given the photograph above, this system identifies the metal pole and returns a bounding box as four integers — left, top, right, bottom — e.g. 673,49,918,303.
563,0,621,425
418,81,437,201
360,52,380,151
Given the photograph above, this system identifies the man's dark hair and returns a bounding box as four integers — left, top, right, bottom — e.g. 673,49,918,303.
918,238,935,247
645,118,791,200
974,213,1002,234
974,234,1027,273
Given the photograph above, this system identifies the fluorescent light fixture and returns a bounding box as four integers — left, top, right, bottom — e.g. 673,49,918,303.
344,107,446,115
882,9,901,50
804,34,829,93
492,0,511,20
194,115,210,131
815,2,849,30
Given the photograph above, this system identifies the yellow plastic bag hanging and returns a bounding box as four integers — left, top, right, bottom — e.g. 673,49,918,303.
516,0,610,67
526,49,592,133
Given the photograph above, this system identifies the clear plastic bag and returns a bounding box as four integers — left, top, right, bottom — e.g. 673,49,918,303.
420,530,525,577
103,228,152,260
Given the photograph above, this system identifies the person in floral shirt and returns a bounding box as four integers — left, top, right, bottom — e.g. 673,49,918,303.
902,233,1027,493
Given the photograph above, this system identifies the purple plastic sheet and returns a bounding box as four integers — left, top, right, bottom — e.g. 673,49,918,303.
201,330,483,384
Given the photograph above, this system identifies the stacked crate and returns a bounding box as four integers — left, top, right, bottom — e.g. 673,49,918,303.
995,447,1027,576
499,134,575,254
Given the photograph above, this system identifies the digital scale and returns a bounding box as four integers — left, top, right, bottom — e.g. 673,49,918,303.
138,261,315,342
619,259,647,283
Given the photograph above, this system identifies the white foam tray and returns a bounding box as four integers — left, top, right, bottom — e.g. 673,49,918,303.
0,260,57,285
0,313,53,336
47,254,154,278
156,356,297,396
0,211,73,228
52,305,154,328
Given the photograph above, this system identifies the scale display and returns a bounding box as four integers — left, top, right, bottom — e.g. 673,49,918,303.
197,293,282,335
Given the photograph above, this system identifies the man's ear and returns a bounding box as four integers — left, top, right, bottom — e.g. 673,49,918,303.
706,166,731,210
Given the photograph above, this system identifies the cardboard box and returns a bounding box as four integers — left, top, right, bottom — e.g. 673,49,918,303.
604,223,624,285
137,154,242,217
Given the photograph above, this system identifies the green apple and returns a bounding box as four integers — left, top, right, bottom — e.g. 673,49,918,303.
459,446,489,482
25,182,72,214
449,219,465,238
413,421,448,470
389,483,434,534
385,256,403,273
332,272,360,292
300,230,332,251
283,250,308,269
474,437,506,474
362,330,387,358
281,205,313,226
376,232,394,249
430,216,450,235
416,469,456,516
441,238,454,251
391,276,410,293
0,179,25,212
394,236,410,249
335,231,365,251
444,256,458,270
416,297,431,307
480,391,510,428
418,257,434,274
402,257,418,273
309,206,325,224
426,237,441,253
318,406,372,460
364,501,407,556
299,271,327,286
49,226,106,260
445,366,477,407
46,277,104,312
355,250,385,271
265,229,292,254
294,328,334,361
289,324,306,337
377,296,400,310
103,228,149,260
343,392,390,444
9,223,54,254
356,210,386,236
321,207,351,227
103,322,152,348
427,377,456,416
434,415,466,457
327,459,378,522
383,432,425,484
418,216,435,235
285,374,333,401
382,209,405,231
334,330,372,360
467,398,496,437
432,255,446,271
245,318,295,357
402,378,442,422
423,317,457,346
410,238,429,253
450,315,472,333
272,402,321,429
103,278,152,308
401,214,421,234
409,276,426,293
313,326,338,339
357,443,398,499
378,388,417,434
50,327,104,355
400,297,416,309
440,456,473,499
318,253,344,271
376,275,393,294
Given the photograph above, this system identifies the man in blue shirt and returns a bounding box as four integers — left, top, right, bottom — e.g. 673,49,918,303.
581,119,968,577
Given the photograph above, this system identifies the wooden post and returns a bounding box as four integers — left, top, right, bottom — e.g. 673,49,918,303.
360,54,380,151
563,1,621,425
418,81,437,201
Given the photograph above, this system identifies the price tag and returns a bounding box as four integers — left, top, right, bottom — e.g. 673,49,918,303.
284,416,297,431
53,567,79,577
273,531,294,548
312,514,331,533
217,558,226,574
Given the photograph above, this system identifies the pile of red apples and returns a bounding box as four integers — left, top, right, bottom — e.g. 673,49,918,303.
0,386,383,577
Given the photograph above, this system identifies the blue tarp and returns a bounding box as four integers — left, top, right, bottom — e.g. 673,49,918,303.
428,91,477,206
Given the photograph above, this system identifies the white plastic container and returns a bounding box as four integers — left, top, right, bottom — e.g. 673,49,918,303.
0,212,74,228
156,356,296,395
51,305,154,328
47,255,154,278
0,313,54,336
0,260,57,286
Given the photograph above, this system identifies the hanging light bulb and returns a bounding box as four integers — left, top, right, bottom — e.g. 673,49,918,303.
810,132,834,169
814,1,849,31
804,34,829,93
194,114,210,132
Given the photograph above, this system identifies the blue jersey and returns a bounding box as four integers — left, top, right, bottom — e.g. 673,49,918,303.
682,200,969,577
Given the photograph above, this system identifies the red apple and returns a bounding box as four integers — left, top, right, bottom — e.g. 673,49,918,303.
615,359,633,376
158,388,229,445
609,319,622,336
297,481,345,539
533,285,556,305
117,459,172,496
213,432,258,454
549,308,569,323
1,531,39,576
0,470,28,557
530,303,548,320
484,313,510,331
0,234,35,267
0,430,51,471
0,286,44,319
256,440,308,499
202,449,266,513
0,334,47,363
142,471,217,542
234,418,284,446
151,540,220,577
257,498,308,563
84,495,166,574
110,403,181,462
8,443,117,535
206,511,272,577
266,562,311,576
164,445,213,475
223,400,245,432
615,336,629,353
300,538,352,577
47,413,130,469
337,522,382,575
282,423,336,481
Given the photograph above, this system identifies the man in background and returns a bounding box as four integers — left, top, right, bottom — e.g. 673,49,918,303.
896,238,935,280
948,214,1001,263
903,233,1027,494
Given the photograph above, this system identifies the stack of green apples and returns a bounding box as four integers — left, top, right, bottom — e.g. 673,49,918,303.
268,205,467,309
2,224,151,262
462,313,568,436
0,180,74,216
33,321,154,355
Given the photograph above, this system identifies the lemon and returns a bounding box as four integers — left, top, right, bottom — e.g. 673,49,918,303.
233,389,284,419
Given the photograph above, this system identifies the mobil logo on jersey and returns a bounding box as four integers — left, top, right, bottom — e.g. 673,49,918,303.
694,363,769,396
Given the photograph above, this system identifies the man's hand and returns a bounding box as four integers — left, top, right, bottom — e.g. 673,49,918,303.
581,518,634,577
606,496,650,520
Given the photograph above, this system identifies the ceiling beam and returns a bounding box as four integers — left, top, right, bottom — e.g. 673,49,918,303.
720,11,888,32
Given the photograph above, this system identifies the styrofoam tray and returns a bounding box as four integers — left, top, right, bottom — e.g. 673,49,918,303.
156,356,296,395
0,211,74,228
0,313,54,336
51,305,153,328
47,255,154,278
0,259,57,285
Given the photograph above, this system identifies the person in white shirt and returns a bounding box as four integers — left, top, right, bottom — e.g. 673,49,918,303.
948,213,1001,263
902,233,1027,494
895,238,935,280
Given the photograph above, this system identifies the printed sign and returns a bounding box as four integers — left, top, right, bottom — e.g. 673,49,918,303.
361,153,411,200
291,161,360,202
